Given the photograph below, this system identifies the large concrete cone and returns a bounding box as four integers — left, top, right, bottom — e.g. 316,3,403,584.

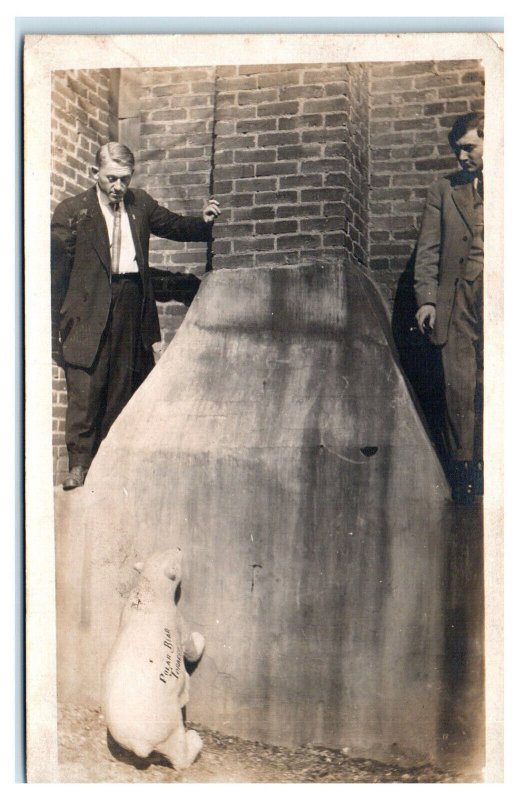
55,261,451,763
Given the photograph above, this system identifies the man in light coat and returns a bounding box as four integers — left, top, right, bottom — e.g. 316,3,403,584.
414,112,484,504
51,142,221,490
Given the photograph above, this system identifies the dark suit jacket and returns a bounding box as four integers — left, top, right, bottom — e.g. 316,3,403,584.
51,186,211,368
414,171,479,346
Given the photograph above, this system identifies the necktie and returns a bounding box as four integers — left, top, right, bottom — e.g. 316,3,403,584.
111,202,122,274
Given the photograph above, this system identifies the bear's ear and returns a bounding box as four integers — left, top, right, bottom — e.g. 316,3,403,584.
133,561,144,573
165,568,177,582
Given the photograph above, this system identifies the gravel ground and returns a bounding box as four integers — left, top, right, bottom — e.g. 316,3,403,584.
57,703,473,784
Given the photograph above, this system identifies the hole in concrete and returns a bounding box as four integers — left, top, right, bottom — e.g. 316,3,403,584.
360,446,379,457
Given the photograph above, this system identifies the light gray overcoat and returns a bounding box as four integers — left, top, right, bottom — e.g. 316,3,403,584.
414,172,479,346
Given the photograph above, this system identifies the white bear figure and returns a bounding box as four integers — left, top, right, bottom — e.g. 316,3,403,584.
102,548,205,770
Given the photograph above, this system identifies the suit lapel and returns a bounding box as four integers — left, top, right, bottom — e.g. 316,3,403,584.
81,187,146,275
124,191,146,272
451,181,475,233
82,187,111,273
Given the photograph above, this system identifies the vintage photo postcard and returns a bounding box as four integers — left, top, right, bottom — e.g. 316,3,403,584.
23,31,503,784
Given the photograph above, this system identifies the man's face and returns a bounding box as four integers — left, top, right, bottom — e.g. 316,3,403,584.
453,128,484,174
93,157,134,203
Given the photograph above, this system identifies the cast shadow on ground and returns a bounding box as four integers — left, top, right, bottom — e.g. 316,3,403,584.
106,730,173,771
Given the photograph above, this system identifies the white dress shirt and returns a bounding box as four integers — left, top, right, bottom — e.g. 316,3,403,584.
96,187,139,274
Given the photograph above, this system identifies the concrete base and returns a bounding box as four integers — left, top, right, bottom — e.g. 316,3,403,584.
55,261,454,763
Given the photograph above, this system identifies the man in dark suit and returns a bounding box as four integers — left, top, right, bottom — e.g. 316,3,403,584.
51,142,221,490
414,112,484,504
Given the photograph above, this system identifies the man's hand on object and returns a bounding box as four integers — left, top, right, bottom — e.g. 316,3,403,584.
203,198,221,223
415,304,436,335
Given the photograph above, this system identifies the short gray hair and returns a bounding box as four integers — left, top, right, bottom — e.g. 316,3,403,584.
95,142,135,170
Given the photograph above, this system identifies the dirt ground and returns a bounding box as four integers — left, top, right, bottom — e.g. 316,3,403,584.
56,703,475,784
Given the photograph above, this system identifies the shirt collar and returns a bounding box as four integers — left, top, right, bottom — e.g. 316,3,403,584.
96,185,122,210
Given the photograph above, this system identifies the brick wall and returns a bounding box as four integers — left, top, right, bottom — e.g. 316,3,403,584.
212,63,368,269
368,60,485,305
50,62,370,483
136,67,217,355
50,59,484,484
51,70,113,209
51,69,115,483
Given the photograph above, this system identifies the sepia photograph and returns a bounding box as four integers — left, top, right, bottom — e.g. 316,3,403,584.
23,30,504,784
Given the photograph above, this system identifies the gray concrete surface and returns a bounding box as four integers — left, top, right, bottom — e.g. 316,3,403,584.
55,261,481,767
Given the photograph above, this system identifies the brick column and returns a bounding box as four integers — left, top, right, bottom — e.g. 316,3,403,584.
135,67,217,355
212,63,369,269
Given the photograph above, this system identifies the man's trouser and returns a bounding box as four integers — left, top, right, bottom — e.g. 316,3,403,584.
64,275,154,469
441,274,483,463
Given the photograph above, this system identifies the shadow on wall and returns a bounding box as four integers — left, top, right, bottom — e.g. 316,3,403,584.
391,250,446,465
392,255,485,774
438,499,484,773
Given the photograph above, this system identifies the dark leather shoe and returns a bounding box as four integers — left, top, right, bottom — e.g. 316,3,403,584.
63,465,88,491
